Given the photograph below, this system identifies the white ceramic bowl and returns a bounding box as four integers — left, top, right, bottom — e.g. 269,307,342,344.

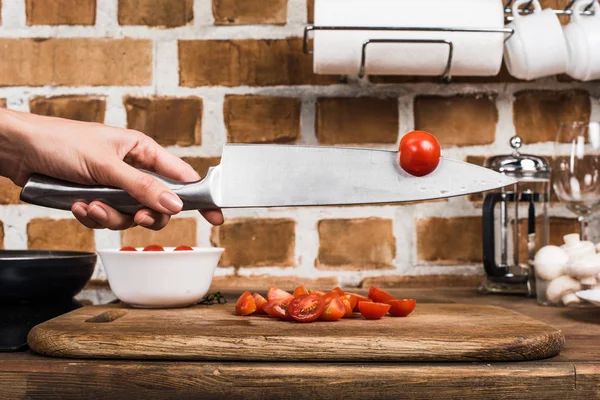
576,289,600,307
97,247,224,308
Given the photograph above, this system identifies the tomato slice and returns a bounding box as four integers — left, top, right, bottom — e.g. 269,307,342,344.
174,245,193,251
253,293,268,314
235,291,256,316
263,296,294,320
288,294,325,323
267,286,292,301
143,245,164,251
340,296,353,317
331,287,344,296
358,301,391,320
120,246,137,251
319,295,346,321
346,293,370,311
368,286,395,303
341,294,358,311
386,299,417,317
398,130,441,177
293,285,309,297
309,290,326,296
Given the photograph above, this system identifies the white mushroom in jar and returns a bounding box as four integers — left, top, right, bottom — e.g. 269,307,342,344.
546,275,582,306
567,253,600,286
533,245,569,281
561,234,595,264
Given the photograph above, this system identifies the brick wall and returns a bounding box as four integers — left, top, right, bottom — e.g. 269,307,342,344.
0,0,599,293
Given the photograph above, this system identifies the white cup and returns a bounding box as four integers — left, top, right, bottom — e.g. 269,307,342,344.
504,0,568,80
564,0,600,81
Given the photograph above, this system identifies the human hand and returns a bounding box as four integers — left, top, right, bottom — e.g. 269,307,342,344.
0,108,224,230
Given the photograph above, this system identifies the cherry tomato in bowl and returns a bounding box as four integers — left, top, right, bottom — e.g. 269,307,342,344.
174,245,194,251
143,245,164,252
398,130,441,177
119,246,137,252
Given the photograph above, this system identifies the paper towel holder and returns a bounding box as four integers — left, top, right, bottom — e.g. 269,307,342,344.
303,25,514,83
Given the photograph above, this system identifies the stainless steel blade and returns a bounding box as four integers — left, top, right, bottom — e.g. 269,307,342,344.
216,144,516,207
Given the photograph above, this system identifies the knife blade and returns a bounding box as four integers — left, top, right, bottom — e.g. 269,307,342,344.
20,144,516,214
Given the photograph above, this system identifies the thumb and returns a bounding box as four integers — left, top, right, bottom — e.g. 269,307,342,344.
100,159,183,215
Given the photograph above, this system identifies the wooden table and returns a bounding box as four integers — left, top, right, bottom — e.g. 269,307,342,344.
2,288,600,399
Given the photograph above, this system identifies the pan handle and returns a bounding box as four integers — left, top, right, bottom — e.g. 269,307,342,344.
19,167,221,215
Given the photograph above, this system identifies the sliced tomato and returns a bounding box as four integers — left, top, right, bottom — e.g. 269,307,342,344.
309,290,326,296
368,286,395,303
358,301,391,320
120,246,137,251
143,245,164,251
293,285,309,297
174,245,193,251
386,299,417,317
253,293,268,314
288,294,325,323
267,286,293,302
340,296,353,317
263,296,294,320
341,294,358,311
331,287,345,296
346,293,370,311
235,291,256,316
319,295,346,321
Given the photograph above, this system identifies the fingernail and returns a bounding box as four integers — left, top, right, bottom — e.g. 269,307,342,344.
137,214,155,227
159,192,183,214
72,204,87,216
88,205,108,222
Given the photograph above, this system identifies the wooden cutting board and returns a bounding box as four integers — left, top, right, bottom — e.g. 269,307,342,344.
27,303,564,362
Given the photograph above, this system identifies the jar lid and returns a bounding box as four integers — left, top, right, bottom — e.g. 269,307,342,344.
483,136,551,180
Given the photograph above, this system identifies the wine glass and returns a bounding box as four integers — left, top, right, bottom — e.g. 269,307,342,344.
553,121,600,240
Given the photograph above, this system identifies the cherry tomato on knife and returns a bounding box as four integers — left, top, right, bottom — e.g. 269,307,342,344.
358,301,391,320
398,130,441,177
386,299,417,317
288,294,325,323
120,246,137,251
143,245,164,251
174,245,193,251
368,286,395,304
253,293,268,314
235,291,257,316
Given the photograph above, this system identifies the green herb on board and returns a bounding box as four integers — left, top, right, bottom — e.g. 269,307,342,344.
198,292,227,305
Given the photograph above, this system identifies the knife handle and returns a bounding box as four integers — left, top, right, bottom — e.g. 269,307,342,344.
19,167,221,215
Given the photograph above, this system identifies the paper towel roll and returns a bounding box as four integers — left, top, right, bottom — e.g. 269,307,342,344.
313,0,506,76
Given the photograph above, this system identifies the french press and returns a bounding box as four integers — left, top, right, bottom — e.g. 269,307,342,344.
480,136,551,296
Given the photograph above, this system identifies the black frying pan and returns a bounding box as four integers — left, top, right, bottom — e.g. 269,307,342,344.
0,250,96,303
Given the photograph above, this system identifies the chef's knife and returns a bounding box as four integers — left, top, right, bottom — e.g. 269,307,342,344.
20,144,516,214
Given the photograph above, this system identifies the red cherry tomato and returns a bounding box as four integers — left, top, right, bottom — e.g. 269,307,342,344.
319,295,346,321
267,286,293,302
293,285,309,297
358,301,391,320
345,292,371,311
120,246,137,251
174,245,193,251
263,296,294,320
253,293,268,314
340,296,354,317
143,245,164,251
399,130,441,177
368,286,395,304
341,294,358,311
235,291,256,316
287,294,325,323
386,299,417,317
